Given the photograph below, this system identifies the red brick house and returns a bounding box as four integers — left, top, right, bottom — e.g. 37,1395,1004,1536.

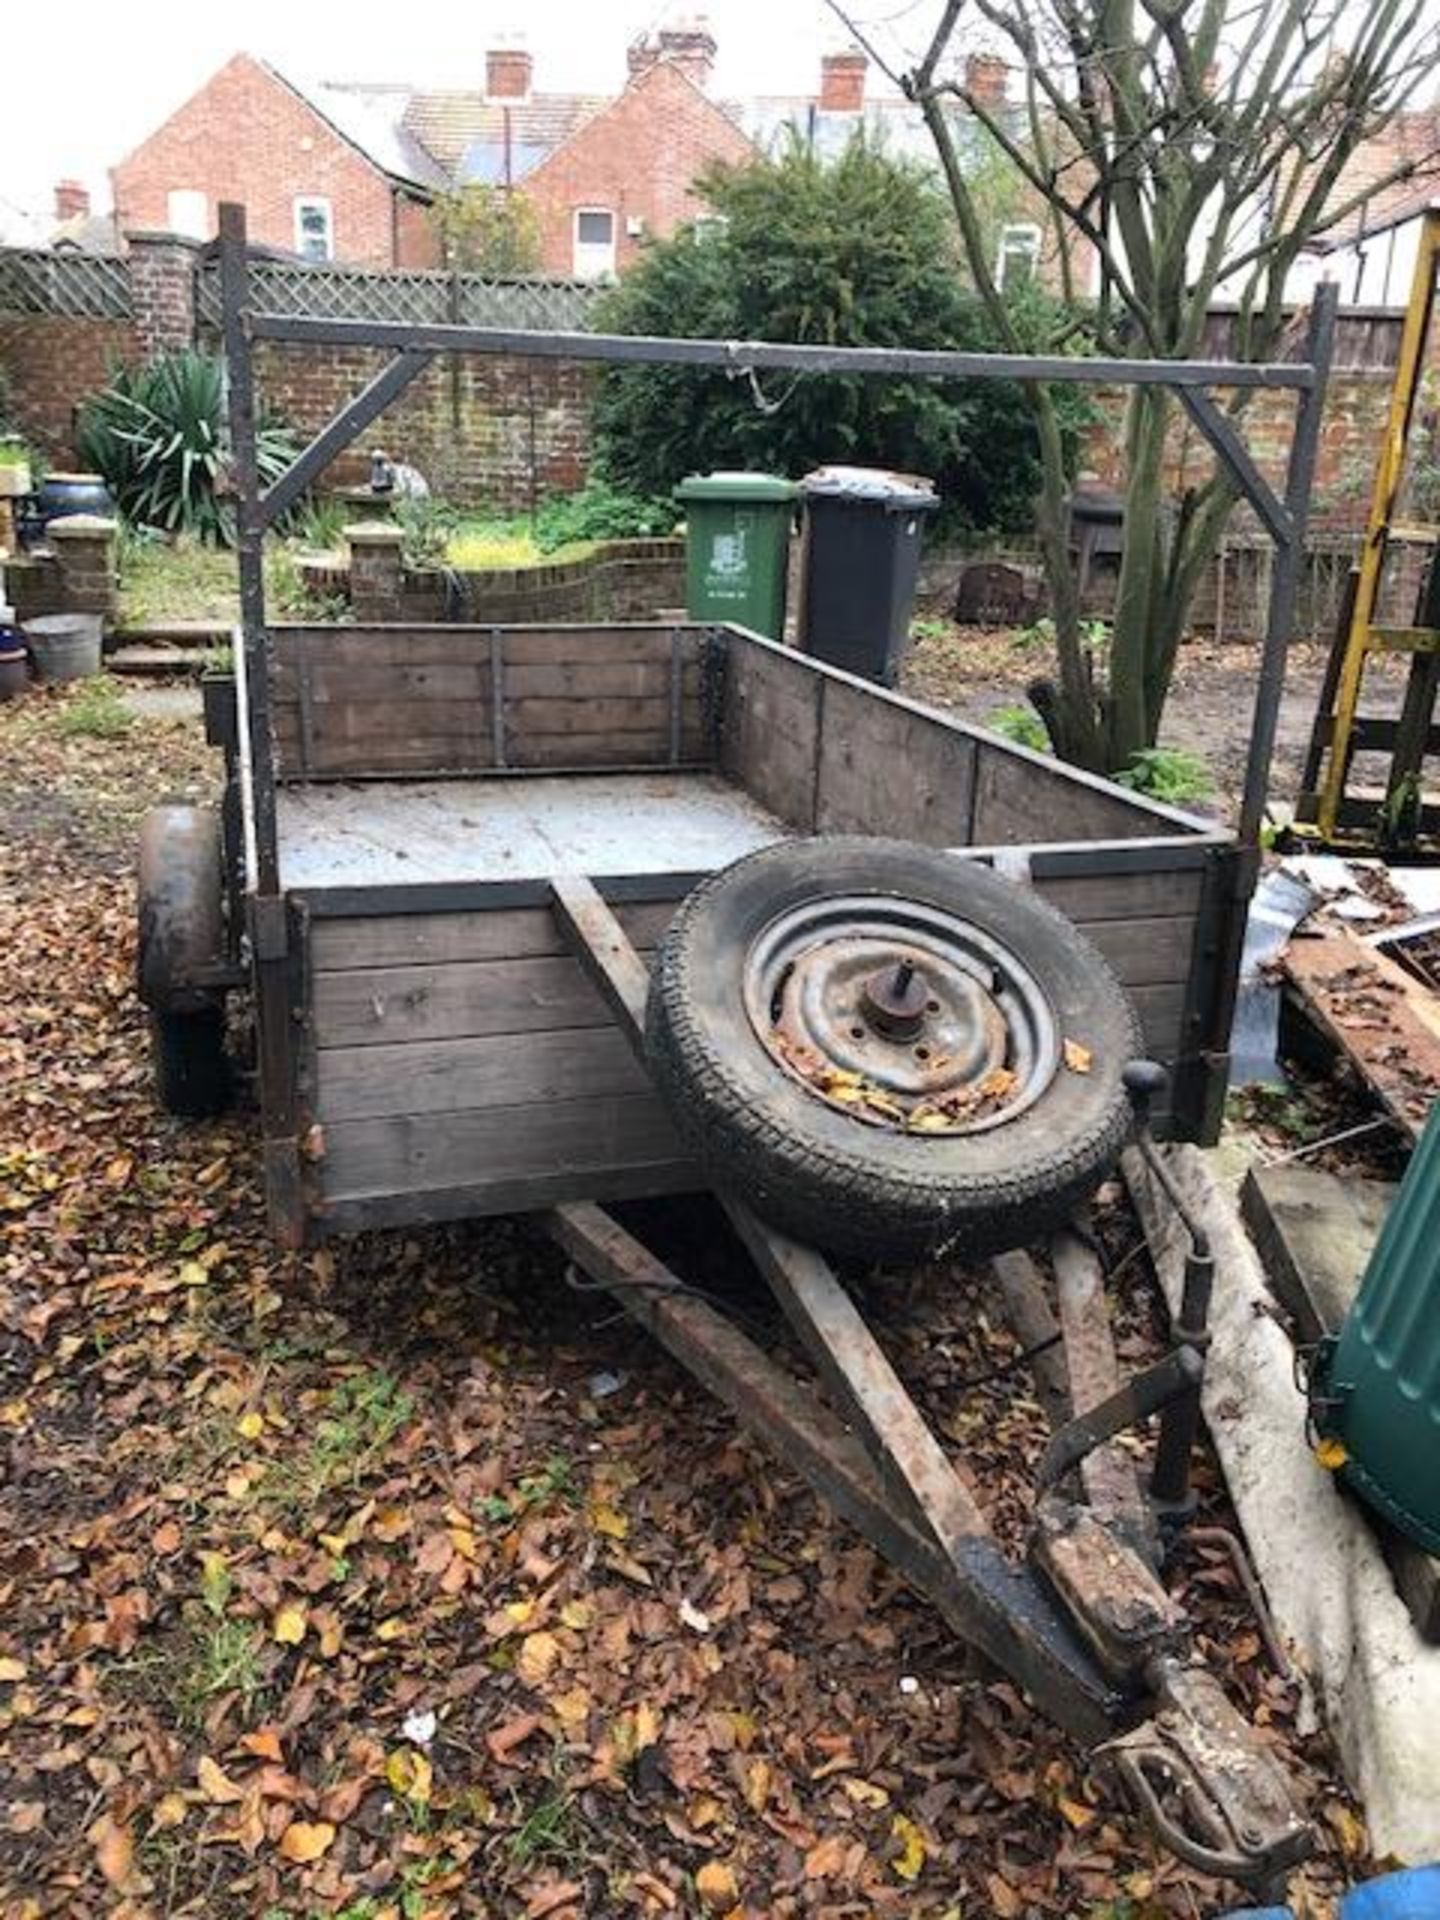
110,53,444,269
104,30,754,277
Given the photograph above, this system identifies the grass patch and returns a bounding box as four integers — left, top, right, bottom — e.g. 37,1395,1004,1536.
509,1787,577,1867
116,533,348,627
262,1368,415,1515
985,702,1050,753
443,517,593,572
56,675,134,739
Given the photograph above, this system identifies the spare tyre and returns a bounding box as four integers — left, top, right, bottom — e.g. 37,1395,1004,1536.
645,837,1140,1264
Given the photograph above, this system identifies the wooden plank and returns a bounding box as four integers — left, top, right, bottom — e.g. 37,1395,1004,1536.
272,724,497,778
1129,982,1188,1057
814,679,975,842
320,1090,687,1202
506,659,703,700
505,695,700,738
317,1025,648,1120
970,740,1163,845
272,660,491,704
310,900,678,970
273,698,494,744
1083,915,1195,988
312,952,634,1047
269,625,699,673
1283,931,1440,1139
1036,868,1204,923
719,641,821,829
509,729,708,770
504,627,701,667
318,1157,702,1235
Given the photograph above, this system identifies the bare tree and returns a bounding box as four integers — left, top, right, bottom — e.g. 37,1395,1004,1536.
830,0,1440,772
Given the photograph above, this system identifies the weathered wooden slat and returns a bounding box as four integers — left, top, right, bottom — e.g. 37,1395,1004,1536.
720,641,821,828
310,900,678,970
1083,915,1195,988
1036,868,1204,923
312,952,630,1047
814,679,975,842
320,1091,688,1202
272,724,497,778
272,661,492,704
504,694,701,737
274,699,494,744
508,729,708,769
1128,981,1188,1054
270,625,700,672
970,741,1167,845
317,1025,648,1120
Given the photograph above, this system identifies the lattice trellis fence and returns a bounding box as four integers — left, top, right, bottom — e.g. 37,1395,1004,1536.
194,258,598,333
0,249,131,319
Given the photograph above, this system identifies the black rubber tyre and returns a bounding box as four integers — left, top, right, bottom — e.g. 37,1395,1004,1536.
150,1007,233,1119
645,837,1141,1265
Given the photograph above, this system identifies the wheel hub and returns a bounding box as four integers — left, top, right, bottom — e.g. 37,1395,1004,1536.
742,893,1060,1134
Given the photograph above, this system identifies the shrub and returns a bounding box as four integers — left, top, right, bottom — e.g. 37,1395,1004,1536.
57,676,134,739
590,133,1091,533
1114,746,1212,805
532,483,678,554
986,703,1051,753
77,350,296,545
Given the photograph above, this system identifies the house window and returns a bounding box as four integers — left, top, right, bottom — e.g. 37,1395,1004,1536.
166,189,208,239
996,222,1041,290
294,197,334,262
573,208,616,281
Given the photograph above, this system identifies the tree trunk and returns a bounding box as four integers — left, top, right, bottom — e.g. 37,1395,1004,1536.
1103,386,1171,767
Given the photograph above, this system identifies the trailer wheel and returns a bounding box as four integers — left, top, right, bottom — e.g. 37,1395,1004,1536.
645,837,1140,1264
149,1008,232,1119
137,803,233,1118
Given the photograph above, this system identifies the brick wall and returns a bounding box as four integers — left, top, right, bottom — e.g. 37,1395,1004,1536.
111,52,411,268
524,60,754,277
0,315,138,464
344,531,685,623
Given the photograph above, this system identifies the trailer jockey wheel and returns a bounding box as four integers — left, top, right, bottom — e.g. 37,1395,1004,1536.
646,837,1141,1264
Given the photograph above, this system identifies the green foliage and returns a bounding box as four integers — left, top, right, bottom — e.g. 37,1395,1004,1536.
1114,745,1211,805
591,133,1091,533
532,482,678,553
294,497,350,551
431,184,541,274
395,496,460,571
986,702,1051,753
57,676,133,739
77,350,296,545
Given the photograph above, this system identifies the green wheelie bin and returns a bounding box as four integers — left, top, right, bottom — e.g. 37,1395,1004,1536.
675,472,798,641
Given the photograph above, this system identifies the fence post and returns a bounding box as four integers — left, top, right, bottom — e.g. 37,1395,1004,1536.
125,231,203,356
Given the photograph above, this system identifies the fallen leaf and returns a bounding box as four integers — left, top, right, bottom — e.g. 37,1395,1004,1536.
1316,1436,1349,1470
237,1410,266,1440
694,1860,738,1912
0,1656,27,1683
590,1502,629,1539
487,1713,542,1763
240,1727,285,1764
90,1814,133,1889
9,1801,45,1834
986,1872,1023,1916
150,1793,188,1831
518,1630,560,1687
890,1813,926,1882
385,1746,433,1804
804,1833,849,1879
198,1755,245,1805
272,1601,307,1646
841,1776,889,1810
559,1599,593,1631
742,1757,771,1813
526,1881,584,1918
1056,1793,1096,1829
277,1819,335,1864
1063,1038,1093,1073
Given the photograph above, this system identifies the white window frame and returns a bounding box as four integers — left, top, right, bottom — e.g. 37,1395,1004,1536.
572,207,617,281
293,196,334,262
996,221,1042,291
166,189,209,239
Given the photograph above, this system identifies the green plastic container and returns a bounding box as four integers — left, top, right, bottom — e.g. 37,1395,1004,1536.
675,472,798,640
1312,1099,1440,1550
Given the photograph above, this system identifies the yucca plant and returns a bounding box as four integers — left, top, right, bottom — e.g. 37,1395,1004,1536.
78,349,296,545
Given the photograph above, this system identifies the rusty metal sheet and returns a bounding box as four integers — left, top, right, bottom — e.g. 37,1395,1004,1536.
1033,1500,1185,1681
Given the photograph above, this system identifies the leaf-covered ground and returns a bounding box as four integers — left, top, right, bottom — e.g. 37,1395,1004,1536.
1,685,1372,1919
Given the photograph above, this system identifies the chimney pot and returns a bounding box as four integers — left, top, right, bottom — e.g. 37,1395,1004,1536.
486,43,533,100
627,17,716,91
54,178,90,224
964,52,1009,108
820,49,867,112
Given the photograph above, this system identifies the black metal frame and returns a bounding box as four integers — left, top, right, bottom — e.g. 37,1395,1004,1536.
213,201,1337,1871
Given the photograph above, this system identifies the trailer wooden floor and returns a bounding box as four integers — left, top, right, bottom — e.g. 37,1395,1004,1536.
275,772,791,888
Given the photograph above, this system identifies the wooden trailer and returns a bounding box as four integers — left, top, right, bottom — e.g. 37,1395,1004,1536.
196,619,1243,1247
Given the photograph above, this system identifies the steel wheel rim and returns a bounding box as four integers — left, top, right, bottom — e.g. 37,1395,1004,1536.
741,892,1061,1134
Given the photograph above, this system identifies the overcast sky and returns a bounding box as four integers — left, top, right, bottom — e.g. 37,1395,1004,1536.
1,0,917,223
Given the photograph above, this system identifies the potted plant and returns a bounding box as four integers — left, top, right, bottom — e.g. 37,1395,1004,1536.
0,437,31,499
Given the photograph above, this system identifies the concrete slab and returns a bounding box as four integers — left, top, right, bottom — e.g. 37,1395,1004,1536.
118,683,204,722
